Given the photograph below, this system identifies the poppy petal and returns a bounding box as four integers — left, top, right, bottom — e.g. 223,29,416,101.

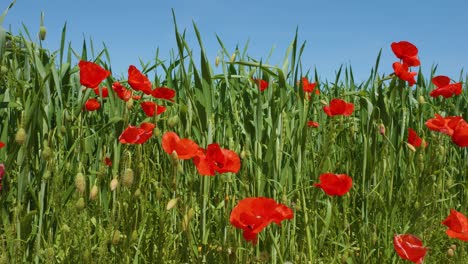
79,60,110,88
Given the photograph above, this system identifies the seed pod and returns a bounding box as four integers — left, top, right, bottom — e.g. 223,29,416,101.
75,173,86,194
122,168,134,188
15,128,27,144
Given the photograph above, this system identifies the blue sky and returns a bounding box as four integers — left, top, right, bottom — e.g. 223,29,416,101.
2,0,467,82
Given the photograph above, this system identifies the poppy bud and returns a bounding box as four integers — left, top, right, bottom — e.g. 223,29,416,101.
43,170,51,181
450,244,457,251
319,99,328,105
215,56,220,67
134,188,141,198
168,116,179,128
418,95,426,104
155,186,163,199
39,26,47,41
179,104,188,114
110,178,119,191
60,126,67,135
75,197,85,210
61,224,70,233
75,173,86,194
171,150,179,161
0,65,7,74
230,52,236,62
379,124,385,135
44,247,54,259
182,208,195,231
153,127,161,137
126,98,133,110
448,248,455,257
406,142,416,152
42,146,52,160
122,168,134,188
112,230,121,245
89,185,99,200
15,128,27,144
166,197,179,210
131,230,138,243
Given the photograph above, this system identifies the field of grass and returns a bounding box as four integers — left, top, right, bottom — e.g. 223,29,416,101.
0,7,467,264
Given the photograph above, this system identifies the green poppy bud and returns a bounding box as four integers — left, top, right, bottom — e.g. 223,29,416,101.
39,26,47,41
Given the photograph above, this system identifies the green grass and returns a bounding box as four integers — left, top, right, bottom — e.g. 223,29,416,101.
0,10,467,264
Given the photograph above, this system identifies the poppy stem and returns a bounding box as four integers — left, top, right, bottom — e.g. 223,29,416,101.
268,228,284,264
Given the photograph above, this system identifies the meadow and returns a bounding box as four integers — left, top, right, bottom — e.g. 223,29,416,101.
0,8,468,264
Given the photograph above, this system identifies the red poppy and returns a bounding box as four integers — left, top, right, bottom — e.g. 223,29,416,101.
391,41,420,67
128,65,153,95
132,94,142,100
323,98,354,117
229,197,294,245
252,78,269,92
442,209,468,241
119,122,155,144
140,101,167,117
425,114,463,136
104,156,112,166
84,98,100,111
393,62,417,86
408,128,427,148
152,87,176,102
0,141,5,149
301,77,319,95
393,234,427,264
452,120,468,147
313,173,352,196
112,82,132,101
430,75,462,98
78,60,111,88
307,121,319,128
93,86,109,98
161,132,198,160
193,143,241,176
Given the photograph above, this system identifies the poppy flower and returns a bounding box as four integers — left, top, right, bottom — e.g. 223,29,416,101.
313,173,352,196
229,197,294,245
140,101,167,117
301,77,319,95
393,234,427,264
323,98,354,117
0,163,4,191
393,62,417,86
408,128,428,148
78,60,111,88
152,87,176,102
119,122,155,144
193,143,241,176
441,209,468,241
430,75,462,98
252,78,268,92
93,86,109,98
84,98,100,111
112,82,132,101
0,141,5,149
425,114,463,136
391,41,420,67
104,156,112,166
132,94,142,101
307,121,319,128
452,120,468,147
161,132,198,160
128,65,153,95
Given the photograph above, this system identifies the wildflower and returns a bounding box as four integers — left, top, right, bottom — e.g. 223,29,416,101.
119,122,155,144
161,132,199,160
193,143,241,176
301,77,319,95
140,101,166,117
307,121,319,128
128,65,153,95
112,82,132,101
0,164,5,191
104,157,112,166
392,62,417,86
452,120,468,147
313,173,352,196
152,87,176,102
323,98,354,117
391,41,420,67
93,86,109,98
442,209,468,241
78,60,111,88
84,98,100,111
0,141,5,148
425,114,463,136
408,128,428,148
393,234,427,264
430,75,462,98
252,78,269,92
230,197,293,245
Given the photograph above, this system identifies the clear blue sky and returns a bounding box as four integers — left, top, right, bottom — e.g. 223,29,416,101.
2,0,467,83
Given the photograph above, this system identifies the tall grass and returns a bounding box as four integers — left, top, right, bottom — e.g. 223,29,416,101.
0,8,467,264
